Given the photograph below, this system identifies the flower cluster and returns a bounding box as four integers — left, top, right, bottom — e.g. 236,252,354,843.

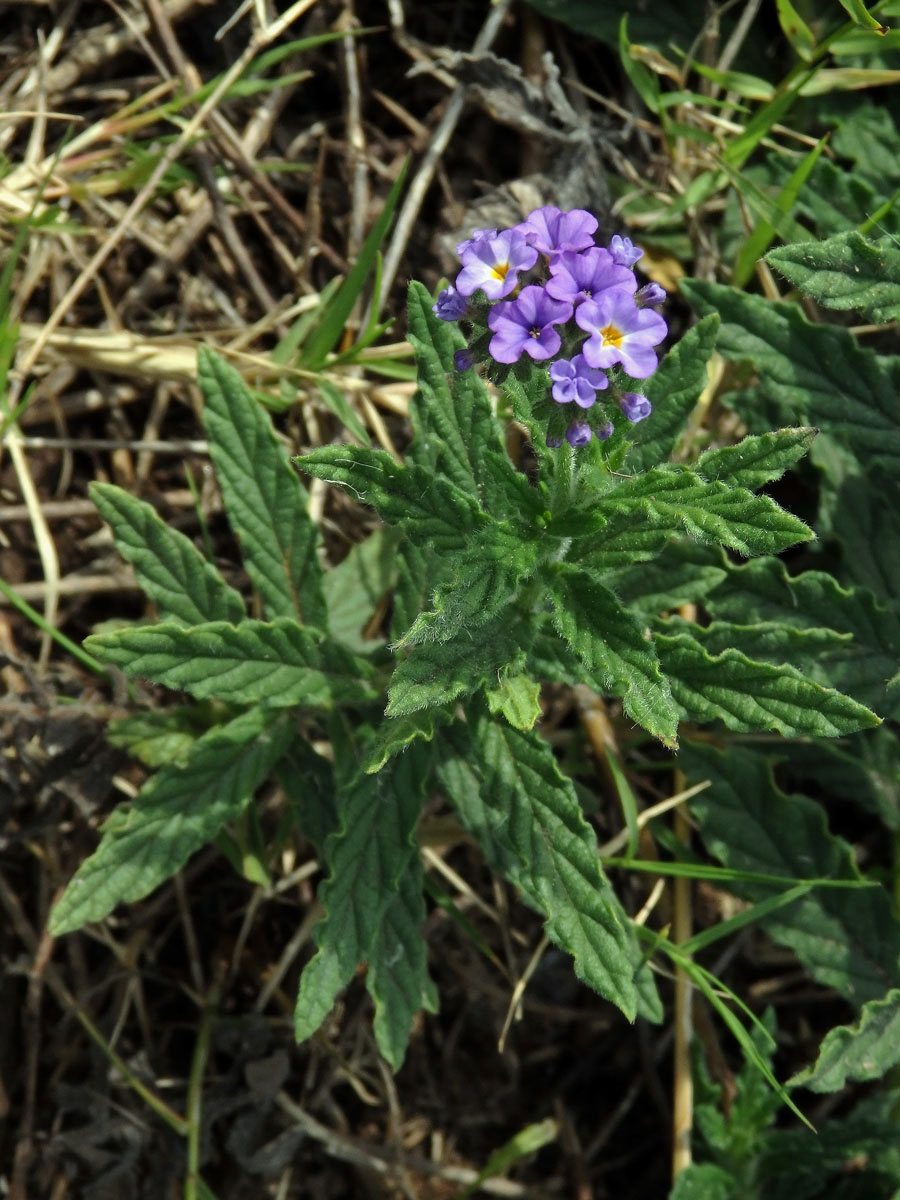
433,207,667,448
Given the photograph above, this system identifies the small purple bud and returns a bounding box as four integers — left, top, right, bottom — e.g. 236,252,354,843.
635,282,666,308
620,392,652,423
546,435,563,448
433,286,467,321
453,348,475,371
595,421,614,441
609,234,643,268
565,420,593,448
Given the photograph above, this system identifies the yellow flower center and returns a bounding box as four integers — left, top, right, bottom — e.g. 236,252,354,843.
491,261,510,281
600,322,623,348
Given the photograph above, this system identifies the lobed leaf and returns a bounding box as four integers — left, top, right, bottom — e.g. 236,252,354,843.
91,482,245,626
655,630,880,737
85,618,375,708
50,709,292,934
198,348,326,625
546,564,679,746
679,741,900,1006
604,541,728,616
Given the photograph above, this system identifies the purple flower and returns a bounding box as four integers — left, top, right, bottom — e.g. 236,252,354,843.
620,392,652,423
455,227,497,256
433,286,467,321
546,435,563,448
516,206,598,256
635,282,666,308
609,234,643,268
595,421,614,441
565,420,593,448
576,290,667,379
487,285,573,364
549,353,608,407
455,229,538,300
454,348,475,371
546,248,637,306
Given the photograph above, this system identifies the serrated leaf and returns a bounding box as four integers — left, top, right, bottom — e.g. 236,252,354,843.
390,537,442,643
363,708,451,774
547,564,679,746
792,989,900,1093
695,428,817,490
767,231,900,323
604,541,728,615
706,557,900,716
565,465,812,564
90,482,245,626
406,280,511,506
655,630,880,737
322,527,399,652
623,314,719,473
824,467,900,602
50,708,292,934
106,706,212,768
436,711,641,1020
294,748,433,1068
679,741,900,1006
367,860,440,1070
658,616,851,677
397,526,541,646
85,618,375,708
778,728,900,831
275,739,338,853
484,671,542,731
297,444,487,551
386,611,527,717
680,278,900,472
197,348,326,625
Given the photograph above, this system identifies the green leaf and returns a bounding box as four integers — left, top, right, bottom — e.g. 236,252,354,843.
197,348,326,625
658,616,851,678
824,467,900,601
294,747,433,1069
322,527,399,652
776,0,817,59
363,708,451,774
679,741,900,1006
106,706,215,768
835,0,888,33
436,711,641,1020
546,564,679,746
484,671,543,731
623,314,719,473
778,727,900,832
297,444,487,550
565,465,812,563
406,280,511,507
767,230,900,323
792,989,900,1093
390,538,441,642
695,428,817,490
85,618,375,708
706,557,900,716
299,158,407,370
49,708,292,934
90,482,245,626
655,630,880,737
275,739,338,854
670,1164,739,1200
604,541,728,616
680,278,900,472
386,611,527,717
397,526,541,646
458,1119,559,1200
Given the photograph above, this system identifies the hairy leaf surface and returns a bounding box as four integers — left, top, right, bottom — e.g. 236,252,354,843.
791,989,900,1093
91,482,245,626
198,348,326,624
767,231,900,323
85,618,374,708
695,428,816,491
50,709,292,934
